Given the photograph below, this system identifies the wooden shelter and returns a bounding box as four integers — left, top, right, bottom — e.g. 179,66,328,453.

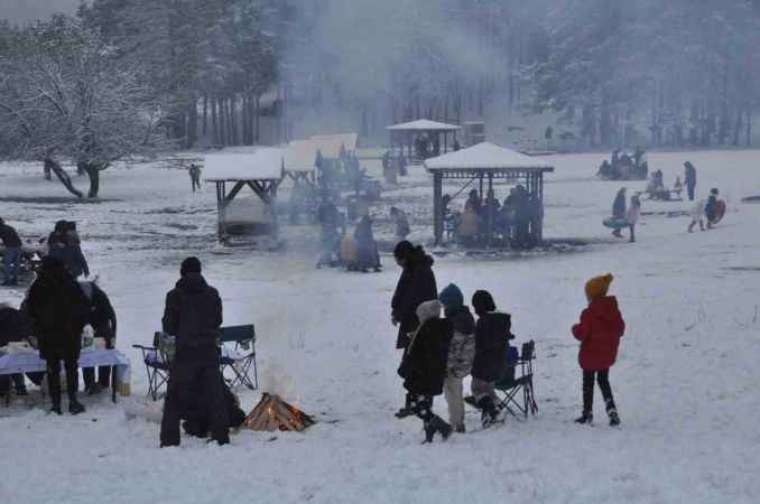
425,142,554,247
387,119,461,162
204,149,284,243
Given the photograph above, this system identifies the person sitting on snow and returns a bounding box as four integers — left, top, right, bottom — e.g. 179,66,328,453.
397,300,454,443
572,274,624,426
470,290,513,428
438,284,475,433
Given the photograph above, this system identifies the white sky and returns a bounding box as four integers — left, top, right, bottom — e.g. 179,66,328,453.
1,0,81,24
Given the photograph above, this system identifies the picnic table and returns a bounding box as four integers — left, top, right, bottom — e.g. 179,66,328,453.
0,346,131,403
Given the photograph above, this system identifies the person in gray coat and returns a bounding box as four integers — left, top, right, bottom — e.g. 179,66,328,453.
439,284,475,433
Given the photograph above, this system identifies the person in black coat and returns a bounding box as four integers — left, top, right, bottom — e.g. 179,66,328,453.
0,217,22,286
354,214,381,272
397,300,453,442
471,290,513,426
47,221,90,279
80,281,117,394
26,256,90,414
684,161,697,201
160,257,229,447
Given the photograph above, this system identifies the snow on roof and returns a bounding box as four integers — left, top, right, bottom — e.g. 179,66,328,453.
425,142,554,171
204,148,284,181
284,140,319,173
309,133,358,158
387,119,461,131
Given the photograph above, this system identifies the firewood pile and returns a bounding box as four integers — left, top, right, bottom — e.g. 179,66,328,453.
244,393,315,432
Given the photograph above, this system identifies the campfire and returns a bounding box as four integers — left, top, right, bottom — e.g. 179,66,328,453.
244,393,315,432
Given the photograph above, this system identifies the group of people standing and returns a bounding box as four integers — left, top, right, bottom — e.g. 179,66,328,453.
455,187,536,248
389,240,626,442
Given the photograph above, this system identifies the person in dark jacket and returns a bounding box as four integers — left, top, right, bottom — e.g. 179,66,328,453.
684,161,697,201
471,290,513,427
160,257,229,447
439,284,475,433
397,300,453,442
705,188,720,229
572,274,625,426
611,188,627,238
80,281,117,394
353,214,381,272
391,241,438,418
26,256,90,414
0,217,22,286
47,221,89,279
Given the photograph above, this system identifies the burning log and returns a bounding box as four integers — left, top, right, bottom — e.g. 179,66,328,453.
244,393,315,432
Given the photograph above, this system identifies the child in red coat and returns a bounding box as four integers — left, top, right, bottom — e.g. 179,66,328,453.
572,273,625,426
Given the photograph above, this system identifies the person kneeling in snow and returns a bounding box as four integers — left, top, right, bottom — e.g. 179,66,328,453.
471,290,512,427
160,257,229,447
397,300,454,443
572,274,625,426
438,284,475,433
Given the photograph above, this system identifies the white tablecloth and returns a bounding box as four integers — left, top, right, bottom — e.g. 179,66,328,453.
0,348,131,397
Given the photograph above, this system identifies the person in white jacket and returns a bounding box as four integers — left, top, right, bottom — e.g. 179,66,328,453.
688,198,706,233
626,195,641,243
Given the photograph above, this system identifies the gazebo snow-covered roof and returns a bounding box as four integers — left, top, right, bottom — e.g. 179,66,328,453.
424,142,554,247
283,140,319,175
387,119,461,132
204,148,284,181
309,133,358,157
425,142,552,171
204,148,285,243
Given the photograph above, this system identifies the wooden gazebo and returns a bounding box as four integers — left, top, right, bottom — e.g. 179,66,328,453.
387,119,461,162
204,149,284,243
425,142,554,247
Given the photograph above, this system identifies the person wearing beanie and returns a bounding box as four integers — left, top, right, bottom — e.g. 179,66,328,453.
470,290,513,427
439,284,475,433
160,257,229,447
397,300,454,443
391,241,438,418
25,256,90,414
572,273,625,426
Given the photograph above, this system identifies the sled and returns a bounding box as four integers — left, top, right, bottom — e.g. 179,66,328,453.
603,217,630,230
709,200,726,224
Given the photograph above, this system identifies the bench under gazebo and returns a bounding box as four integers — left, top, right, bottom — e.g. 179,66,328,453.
387,119,461,162
424,142,554,248
204,149,285,243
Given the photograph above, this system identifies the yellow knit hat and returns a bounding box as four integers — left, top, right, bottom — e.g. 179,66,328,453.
585,273,614,300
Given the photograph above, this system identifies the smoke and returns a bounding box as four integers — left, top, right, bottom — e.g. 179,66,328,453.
283,0,510,140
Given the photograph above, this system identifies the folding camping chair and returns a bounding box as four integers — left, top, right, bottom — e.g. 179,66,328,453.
219,324,258,391
496,340,538,419
132,332,173,401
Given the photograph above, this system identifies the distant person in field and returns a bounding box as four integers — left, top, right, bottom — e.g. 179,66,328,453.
390,206,411,241
688,198,706,233
26,256,90,415
572,274,624,426
684,161,697,201
391,241,438,418
160,257,229,447
396,300,453,442
627,194,641,243
0,217,22,286
705,188,721,229
611,188,627,238
188,163,202,193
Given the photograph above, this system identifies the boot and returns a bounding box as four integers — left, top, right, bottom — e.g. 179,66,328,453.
395,394,414,419
574,412,593,424
69,400,86,415
478,397,499,428
608,408,621,427
454,424,466,434
423,415,452,443
50,403,63,415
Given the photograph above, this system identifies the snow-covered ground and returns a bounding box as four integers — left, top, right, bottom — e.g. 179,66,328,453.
2,150,760,504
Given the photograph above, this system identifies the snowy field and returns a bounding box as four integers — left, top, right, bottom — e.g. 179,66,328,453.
2,150,760,503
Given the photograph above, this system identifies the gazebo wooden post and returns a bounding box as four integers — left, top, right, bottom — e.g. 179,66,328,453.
487,172,494,247
537,172,545,242
215,181,227,243
433,172,443,245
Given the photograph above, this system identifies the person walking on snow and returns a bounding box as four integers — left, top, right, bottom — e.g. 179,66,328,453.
391,241,438,418
439,284,475,433
627,194,641,243
0,217,22,286
471,290,512,427
397,300,454,443
572,274,624,426
611,188,627,238
189,163,202,193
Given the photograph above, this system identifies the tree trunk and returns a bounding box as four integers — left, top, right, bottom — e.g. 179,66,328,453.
211,98,219,146
43,161,52,181
83,163,103,198
186,100,198,149
218,97,226,146
747,105,753,147
255,95,261,143
202,94,208,138
45,158,83,198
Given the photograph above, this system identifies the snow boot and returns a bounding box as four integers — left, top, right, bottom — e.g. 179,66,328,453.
454,424,466,434
50,404,63,416
574,412,593,425
69,400,86,415
395,394,415,419
608,409,621,427
478,397,500,428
